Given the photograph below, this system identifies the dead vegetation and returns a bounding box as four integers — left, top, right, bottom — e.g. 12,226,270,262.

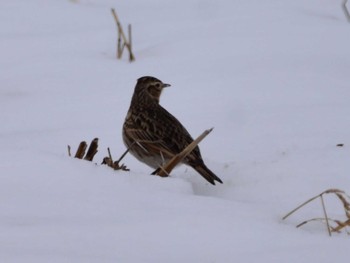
283,189,350,236
69,138,350,237
111,8,135,62
101,147,130,171
153,128,213,177
68,138,129,172
68,128,213,176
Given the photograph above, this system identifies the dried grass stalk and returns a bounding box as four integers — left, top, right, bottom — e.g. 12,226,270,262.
69,138,130,171
84,138,98,161
101,147,130,171
111,8,135,62
283,188,350,236
156,128,213,177
74,141,87,159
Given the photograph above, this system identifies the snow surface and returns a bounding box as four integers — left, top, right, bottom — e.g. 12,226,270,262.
1,0,350,262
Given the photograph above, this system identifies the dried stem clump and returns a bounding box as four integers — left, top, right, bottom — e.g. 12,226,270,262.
283,189,350,236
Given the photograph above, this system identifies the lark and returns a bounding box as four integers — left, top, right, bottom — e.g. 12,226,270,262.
122,76,223,185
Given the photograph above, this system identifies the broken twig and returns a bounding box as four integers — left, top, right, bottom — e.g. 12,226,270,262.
101,147,130,171
84,138,98,161
111,8,135,62
156,128,214,177
74,141,87,159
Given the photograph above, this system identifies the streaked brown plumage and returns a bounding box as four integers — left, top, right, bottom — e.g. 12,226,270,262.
122,76,223,185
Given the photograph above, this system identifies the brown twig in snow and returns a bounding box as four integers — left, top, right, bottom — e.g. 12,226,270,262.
155,128,213,177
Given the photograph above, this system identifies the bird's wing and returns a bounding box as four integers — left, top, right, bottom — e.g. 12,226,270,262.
124,105,199,160
124,127,175,159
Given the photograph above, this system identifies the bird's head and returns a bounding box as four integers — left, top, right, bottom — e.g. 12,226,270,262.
134,76,171,103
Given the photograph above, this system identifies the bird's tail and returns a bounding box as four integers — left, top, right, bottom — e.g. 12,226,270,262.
193,163,223,185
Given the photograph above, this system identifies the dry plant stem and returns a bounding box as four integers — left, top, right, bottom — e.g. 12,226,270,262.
297,218,329,228
282,189,345,220
322,188,344,195
101,146,130,171
128,24,133,61
128,24,132,50
111,9,126,43
111,8,135,62
67,145,71,157
75,141,87,159
282,194,320,220
335,192,350,218
107,147,113,160
117,32,122,59
320,195,332,236
332,218,350,232
84,138,98,161
283,188,350,235
296,218,342,229
156,128,213,177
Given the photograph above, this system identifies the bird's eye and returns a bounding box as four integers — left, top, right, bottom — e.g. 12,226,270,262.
155,83,160,88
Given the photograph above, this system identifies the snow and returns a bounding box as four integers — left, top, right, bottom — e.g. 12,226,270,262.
1,0,350,262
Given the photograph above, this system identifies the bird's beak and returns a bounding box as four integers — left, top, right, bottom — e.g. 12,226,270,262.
162,83,171,88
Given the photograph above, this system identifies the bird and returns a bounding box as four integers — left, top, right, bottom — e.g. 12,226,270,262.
122,76,223,185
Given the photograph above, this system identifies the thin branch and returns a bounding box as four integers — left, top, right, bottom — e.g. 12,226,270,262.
128,24,133,61
282,193,321,220
107,147,113,160
111,8,135,62
117,28,122,59
282,189,345,220
320,195,332,236
297,217,330,228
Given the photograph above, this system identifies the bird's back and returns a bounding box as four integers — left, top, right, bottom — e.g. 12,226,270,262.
123,101,203,166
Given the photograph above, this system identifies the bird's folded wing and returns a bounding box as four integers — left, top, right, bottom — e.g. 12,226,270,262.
125,128,175,158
